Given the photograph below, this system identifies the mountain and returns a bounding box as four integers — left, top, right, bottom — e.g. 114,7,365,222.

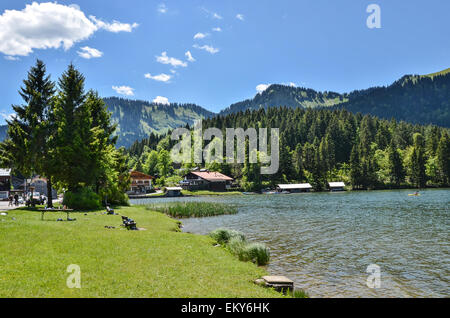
0,125,7,141
103,97,215,148
219,69,450,128
220,85,347,116
0,97,215,148
337,69,450,127
1,69,448,148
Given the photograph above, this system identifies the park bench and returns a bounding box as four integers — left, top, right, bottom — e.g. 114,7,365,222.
38,208,74,221
121,215,137,230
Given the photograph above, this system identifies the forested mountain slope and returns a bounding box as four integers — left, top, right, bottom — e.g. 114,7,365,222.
103,97,215,147
220,69,450,128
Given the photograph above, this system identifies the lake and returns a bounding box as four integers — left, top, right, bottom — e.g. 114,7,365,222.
130,189,450,298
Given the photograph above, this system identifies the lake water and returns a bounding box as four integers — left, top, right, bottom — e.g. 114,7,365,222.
130,189,450,298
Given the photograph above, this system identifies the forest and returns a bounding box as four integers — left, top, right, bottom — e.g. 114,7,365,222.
127,107,450,191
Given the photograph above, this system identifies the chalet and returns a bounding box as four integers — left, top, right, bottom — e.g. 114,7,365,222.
328,182,346,192
181,170,233,192
0,168,11,200
166,187,182,197
277,183,312,193
129,171,154,194
29,176,57,198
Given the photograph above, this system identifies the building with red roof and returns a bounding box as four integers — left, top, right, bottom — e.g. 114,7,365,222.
181,170,233,192
129,170,154,194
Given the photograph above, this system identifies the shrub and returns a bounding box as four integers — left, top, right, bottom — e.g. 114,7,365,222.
227,236,248,260
209,228,270,266
100,185,129,206
209,228,245,245
243,243,270,266
63,188,101,210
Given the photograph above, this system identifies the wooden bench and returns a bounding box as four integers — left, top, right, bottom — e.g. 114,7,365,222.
38,208,74,221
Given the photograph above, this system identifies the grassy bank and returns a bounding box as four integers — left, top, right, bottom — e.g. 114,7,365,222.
0,206,283,298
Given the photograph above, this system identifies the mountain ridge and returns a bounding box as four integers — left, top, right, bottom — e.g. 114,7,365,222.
1,68,448,147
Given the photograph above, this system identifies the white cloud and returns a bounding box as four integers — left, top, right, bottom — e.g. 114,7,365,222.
212,27,222,32
193,44,219,54
256,84,270,93
89,16,138,33
144,73,171,82
153,96,169,105
201,7,222,20
156,51,187,68
185,51,195,62
0,2,138,57
4,56,19,61
236,14,245,21
194,32,208,40
77,46,103,59
157,3,168,14
112,85,134,96
170,69,177,74
287,82,296,87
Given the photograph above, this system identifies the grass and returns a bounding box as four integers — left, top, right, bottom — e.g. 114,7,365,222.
210,229,271,266
293,289,309,298
0,206,284,298
145,202,238,218
181,190,243,196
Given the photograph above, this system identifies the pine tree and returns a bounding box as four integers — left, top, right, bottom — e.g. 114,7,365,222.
3,60,56,206
436,132,450,185
409,133,427,188
387,141,405,186
350,145,362,189
52,64,88,192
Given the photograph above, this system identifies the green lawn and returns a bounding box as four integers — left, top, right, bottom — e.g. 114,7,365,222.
0,206,283,298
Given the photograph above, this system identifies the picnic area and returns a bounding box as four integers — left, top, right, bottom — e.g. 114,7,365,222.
0,205,284,298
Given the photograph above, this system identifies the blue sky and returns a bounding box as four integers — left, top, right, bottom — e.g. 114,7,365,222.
0,0,449,122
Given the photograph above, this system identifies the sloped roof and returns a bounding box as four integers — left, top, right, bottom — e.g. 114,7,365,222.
278,183,312,190
130,171,154,179
189,171,233,181
329,182,345,187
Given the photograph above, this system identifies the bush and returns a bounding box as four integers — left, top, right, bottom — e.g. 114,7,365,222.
209,228,246,245
63,188,101,210
243,243,270,266
227,236,248,260
209,228,270,266
100,185,129,206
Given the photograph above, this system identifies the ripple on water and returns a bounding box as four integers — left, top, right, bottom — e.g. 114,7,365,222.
131,189,450,298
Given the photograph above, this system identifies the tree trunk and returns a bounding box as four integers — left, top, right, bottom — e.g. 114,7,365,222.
47,178,53,208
